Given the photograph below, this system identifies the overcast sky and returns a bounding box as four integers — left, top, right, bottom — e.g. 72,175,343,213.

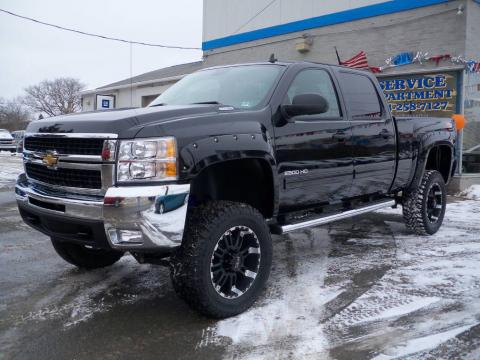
0,0,203,99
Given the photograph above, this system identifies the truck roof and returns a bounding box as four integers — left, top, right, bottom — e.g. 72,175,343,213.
198,60,371,74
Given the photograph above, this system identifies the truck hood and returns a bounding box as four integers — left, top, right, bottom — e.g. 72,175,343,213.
25,105,221,139
0,132,13,140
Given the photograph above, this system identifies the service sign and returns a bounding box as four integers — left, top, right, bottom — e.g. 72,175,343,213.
378,72,458,117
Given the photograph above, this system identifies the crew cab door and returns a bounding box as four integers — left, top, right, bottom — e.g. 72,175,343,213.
336,71,396,197
273,67,354,212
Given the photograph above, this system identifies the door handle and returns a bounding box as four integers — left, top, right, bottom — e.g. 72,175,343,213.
332,131,346,142
379,129,392,139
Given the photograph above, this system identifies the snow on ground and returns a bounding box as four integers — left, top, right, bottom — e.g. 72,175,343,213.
0,152,23,189
2,150,480,358
202,199,480,359
13,255,171,329
213,228,342,359
458,184,480,200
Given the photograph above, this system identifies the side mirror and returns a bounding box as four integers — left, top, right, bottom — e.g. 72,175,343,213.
281,94,329,119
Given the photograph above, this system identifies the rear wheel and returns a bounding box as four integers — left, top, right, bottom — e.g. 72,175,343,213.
170,201,272,318
403,170,447,235
51,239,124,269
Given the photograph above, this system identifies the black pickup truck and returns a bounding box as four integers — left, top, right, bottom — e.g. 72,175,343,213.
16,62,457,318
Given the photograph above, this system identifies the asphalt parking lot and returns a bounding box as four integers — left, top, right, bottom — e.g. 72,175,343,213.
1,153,480,360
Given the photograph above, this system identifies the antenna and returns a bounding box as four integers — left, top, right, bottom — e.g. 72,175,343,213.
130,41,133,107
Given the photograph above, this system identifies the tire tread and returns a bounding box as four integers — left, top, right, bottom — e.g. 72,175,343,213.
171,201,271,318
403,170,445,235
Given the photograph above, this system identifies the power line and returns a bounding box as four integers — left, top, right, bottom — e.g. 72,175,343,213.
233,0,278,34
0,8,201,50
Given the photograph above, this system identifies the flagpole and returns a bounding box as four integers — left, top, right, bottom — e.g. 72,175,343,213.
335,46,342,65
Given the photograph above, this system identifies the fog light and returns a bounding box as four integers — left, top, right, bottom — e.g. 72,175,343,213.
108,229,143,245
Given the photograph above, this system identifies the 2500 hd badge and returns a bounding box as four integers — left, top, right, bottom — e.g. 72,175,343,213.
284,169,309,176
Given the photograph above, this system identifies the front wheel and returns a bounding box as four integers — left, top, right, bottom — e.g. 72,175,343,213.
156,203,164,214
402,170,447,235
171,201,272,318
51,239,124,269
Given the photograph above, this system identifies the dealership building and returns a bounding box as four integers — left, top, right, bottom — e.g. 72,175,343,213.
82,0,480,188
81,61,203,111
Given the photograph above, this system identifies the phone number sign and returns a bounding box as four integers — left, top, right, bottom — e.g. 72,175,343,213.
378,72,458,117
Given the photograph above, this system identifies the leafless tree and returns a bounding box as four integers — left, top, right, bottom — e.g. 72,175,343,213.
0,97,32,131
23,78,85,117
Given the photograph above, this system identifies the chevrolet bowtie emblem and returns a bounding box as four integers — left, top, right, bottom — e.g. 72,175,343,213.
42,153,59,168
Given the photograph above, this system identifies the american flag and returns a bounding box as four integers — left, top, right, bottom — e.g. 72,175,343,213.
340,51,370,69
467,61,480,73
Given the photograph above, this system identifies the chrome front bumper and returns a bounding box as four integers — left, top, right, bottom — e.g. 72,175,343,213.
15,174,190,252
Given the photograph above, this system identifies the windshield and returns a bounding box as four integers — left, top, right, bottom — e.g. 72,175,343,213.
149,65,284,109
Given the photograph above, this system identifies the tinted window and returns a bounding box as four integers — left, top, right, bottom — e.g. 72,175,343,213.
285,69,341,118
338,73,383,119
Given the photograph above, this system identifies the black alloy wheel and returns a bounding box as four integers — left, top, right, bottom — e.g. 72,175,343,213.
403,170,447,235
426,183,444,223
210,226,261,299
170,201,272,318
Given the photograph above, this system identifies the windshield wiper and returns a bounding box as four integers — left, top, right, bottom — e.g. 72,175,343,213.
191,101,221,105
150,103,166,107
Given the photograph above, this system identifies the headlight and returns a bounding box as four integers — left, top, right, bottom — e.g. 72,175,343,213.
117,137,177,182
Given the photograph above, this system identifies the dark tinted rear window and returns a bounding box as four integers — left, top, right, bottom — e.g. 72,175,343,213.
338,72,383,120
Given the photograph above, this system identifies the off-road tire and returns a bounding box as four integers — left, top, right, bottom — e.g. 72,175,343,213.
170,201,272,318
403,170,447,235
51,239,124,269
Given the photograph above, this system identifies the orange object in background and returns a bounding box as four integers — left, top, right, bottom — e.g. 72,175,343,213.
452,114,466,130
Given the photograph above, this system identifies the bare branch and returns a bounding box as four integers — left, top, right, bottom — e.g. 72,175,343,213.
0,97,32,131
23,77,85,117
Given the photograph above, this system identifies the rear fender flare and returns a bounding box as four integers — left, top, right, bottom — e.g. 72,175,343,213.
408,139,454,191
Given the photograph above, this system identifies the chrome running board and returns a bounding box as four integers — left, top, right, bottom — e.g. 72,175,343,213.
280,200,396,234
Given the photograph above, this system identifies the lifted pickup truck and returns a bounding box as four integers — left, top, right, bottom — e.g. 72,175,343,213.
16,62,458,318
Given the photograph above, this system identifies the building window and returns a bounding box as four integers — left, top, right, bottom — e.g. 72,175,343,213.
463,72,480,174
142,94,160,107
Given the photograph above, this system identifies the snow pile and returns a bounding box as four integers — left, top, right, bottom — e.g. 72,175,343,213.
457,185,480,200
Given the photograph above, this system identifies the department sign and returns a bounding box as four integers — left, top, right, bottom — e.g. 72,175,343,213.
378,72,458,117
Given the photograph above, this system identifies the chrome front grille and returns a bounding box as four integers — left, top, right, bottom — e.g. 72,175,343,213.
23,133,117,195
25,162,102,189
24,137,104,155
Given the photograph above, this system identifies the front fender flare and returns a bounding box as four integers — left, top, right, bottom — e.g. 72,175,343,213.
179,132,279,216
